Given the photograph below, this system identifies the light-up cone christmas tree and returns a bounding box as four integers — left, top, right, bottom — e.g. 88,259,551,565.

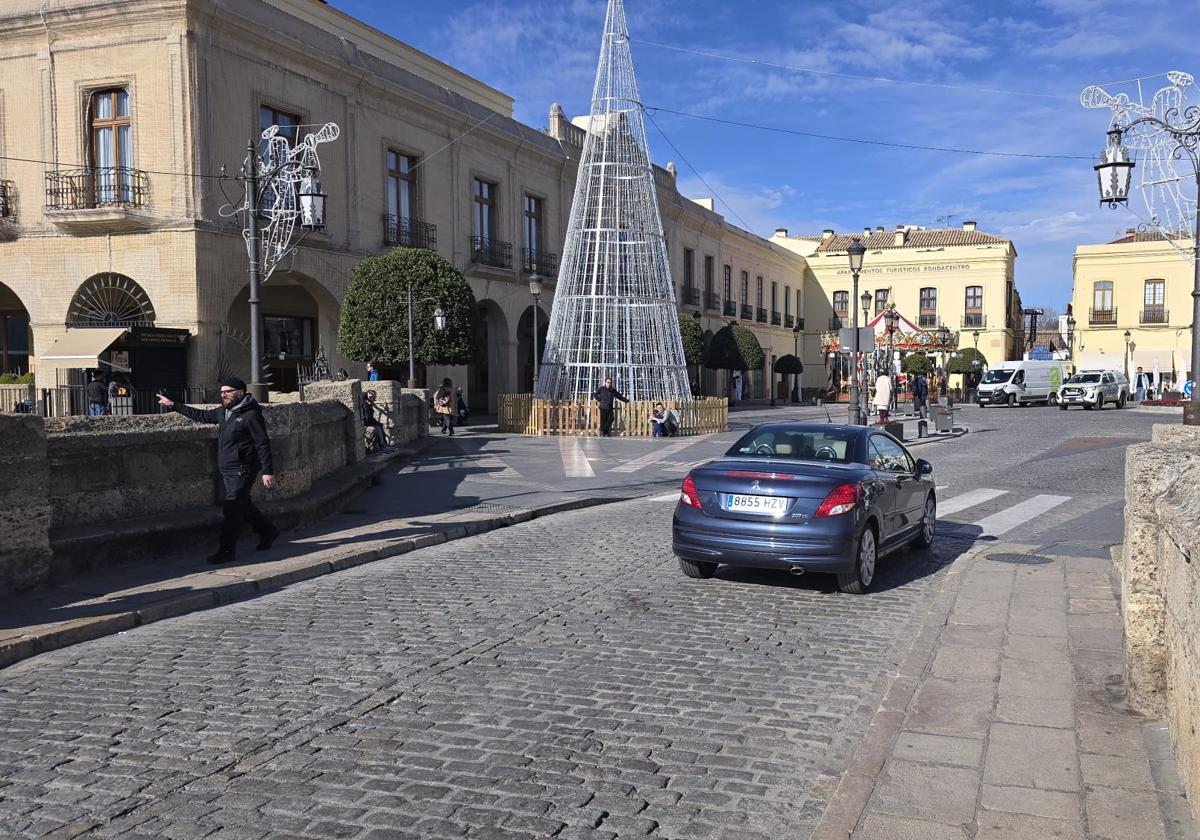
534,0,691,403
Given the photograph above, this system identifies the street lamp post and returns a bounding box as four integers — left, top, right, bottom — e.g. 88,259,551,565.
1092,116,1200,423
860,289,872,423
791,321,801,403
1065,317,1075,360
405,286,447,389
530,276,544,392
847,239,867,425
224,124,339,403
1124,329,1132,381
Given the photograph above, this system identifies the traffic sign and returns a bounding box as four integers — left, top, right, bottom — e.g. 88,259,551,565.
1185,380,1195,399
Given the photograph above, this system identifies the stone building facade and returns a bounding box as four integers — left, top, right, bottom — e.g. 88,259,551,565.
773,223,1024,394
0,0,801,411
1071,230,1196,389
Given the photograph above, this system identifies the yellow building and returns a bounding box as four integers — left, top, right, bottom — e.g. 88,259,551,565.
772,223,1024,395
1071,229,1197,389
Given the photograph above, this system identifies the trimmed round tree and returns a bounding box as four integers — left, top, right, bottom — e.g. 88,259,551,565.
678,312,704,367
901,352,934,377
948,347,988,374
338,247,481,369
705,323,764,372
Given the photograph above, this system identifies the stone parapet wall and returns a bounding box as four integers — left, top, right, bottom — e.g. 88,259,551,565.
0,390,428,594
1122,423,1200,824
0,416,52,592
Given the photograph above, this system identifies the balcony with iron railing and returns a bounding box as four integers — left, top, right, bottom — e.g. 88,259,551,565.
962,312,986,329
771,311,781,326
740,303,753,320
705,290,720,311
45,166,149,232
0,180,10,220
784,314,795,328
1089,307,1117,325
681,286,700,306
470,236,513,270
829,316,845,330
1140,307,1169,325
522,247,559,276
724,300,737,317
756,307,768,323
918,312,938,328
384,215,437,250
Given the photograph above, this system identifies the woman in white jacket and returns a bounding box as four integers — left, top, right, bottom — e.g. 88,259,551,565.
872,374,892,424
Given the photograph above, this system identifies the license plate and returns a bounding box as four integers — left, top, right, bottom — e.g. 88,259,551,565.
723,493,789,516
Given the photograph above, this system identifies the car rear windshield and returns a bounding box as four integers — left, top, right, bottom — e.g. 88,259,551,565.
1068,373,1101,383
981,369,1014,384
726,429,856,463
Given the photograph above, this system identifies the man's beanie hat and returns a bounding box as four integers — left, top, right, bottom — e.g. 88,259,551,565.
220,376,247,391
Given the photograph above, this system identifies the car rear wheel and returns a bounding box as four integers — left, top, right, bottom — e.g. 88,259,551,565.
838,526,877,594
678,556,717,579
1007,393,1016,407
1060,403,1068,410
911,495,936,549
1118,393,1127,408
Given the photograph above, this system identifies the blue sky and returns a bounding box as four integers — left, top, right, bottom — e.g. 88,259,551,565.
333,0,1195,310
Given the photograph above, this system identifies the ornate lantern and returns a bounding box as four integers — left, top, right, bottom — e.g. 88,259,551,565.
1094,128,1134,206
297,169,328,230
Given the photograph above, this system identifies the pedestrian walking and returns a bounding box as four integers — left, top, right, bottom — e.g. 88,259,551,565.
86,373,108,416
434,377,455,436
366,361,380,382
913,373,929,418
593,376,628,437
361,389,390,452
456,386,469,426
872,373,892,424
1134,366,1150,402
156,377,279,564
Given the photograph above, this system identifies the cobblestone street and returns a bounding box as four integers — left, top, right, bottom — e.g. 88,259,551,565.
0,497,960,840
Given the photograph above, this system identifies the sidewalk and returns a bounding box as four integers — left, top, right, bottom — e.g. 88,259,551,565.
814,538,1199,840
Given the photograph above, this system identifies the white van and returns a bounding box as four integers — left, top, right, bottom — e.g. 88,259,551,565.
976,359,1070,407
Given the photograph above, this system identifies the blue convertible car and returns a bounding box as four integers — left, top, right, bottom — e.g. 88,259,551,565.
672,423,936,594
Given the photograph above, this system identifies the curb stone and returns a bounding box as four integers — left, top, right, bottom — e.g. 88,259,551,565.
0,495,627,670
809,540,987,840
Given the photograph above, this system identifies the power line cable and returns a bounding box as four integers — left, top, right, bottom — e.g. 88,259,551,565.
644,105,1092,160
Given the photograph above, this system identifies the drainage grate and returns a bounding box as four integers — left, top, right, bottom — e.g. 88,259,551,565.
988,553,1053,565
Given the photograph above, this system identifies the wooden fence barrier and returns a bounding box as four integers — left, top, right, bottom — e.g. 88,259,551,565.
498,394,728,437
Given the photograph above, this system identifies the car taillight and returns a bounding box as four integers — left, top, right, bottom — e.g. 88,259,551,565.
680,473,702,509
815,483,860,518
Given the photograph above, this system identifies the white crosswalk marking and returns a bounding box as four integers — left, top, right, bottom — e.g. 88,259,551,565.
559,436,595,478
938,488,1009,517
972,494,1071,537
648,491,681,503
611,436,711,473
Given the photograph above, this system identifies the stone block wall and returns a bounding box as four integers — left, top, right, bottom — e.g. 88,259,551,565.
0,416,52,592
309,379,428,447
1122,423,1200,824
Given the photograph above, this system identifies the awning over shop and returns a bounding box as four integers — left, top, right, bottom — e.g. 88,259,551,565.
1131,349,1175,376
40,328,128,369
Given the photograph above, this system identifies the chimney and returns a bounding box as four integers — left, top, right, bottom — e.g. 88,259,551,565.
863,227,872,236
962,220,977,232
774,228,788,237
1125,227,1136,235
894,226,907,247
666,161,678,180
822,229,834,240
875,226,885,232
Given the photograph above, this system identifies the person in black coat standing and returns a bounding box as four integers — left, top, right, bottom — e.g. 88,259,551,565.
593,376,628,437
913,373,930,419
156,377,279,563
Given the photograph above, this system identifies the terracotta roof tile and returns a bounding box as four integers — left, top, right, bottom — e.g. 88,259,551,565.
1107,230,1189,244
812,228,1010,252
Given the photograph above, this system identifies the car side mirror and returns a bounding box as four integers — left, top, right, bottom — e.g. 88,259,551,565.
916,459,933,475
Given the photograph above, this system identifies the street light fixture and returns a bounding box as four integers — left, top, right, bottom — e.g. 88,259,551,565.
405,285,446,389
1065,316,1076,360
529,275,544,392
1090,114,1200,423
1124,329,1132,381
846,238,867,426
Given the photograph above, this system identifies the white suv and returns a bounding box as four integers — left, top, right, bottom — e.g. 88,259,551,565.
1058,370,1129,410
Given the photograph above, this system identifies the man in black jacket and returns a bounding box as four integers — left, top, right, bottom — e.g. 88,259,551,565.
593,376,628,437
157,377,279,563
